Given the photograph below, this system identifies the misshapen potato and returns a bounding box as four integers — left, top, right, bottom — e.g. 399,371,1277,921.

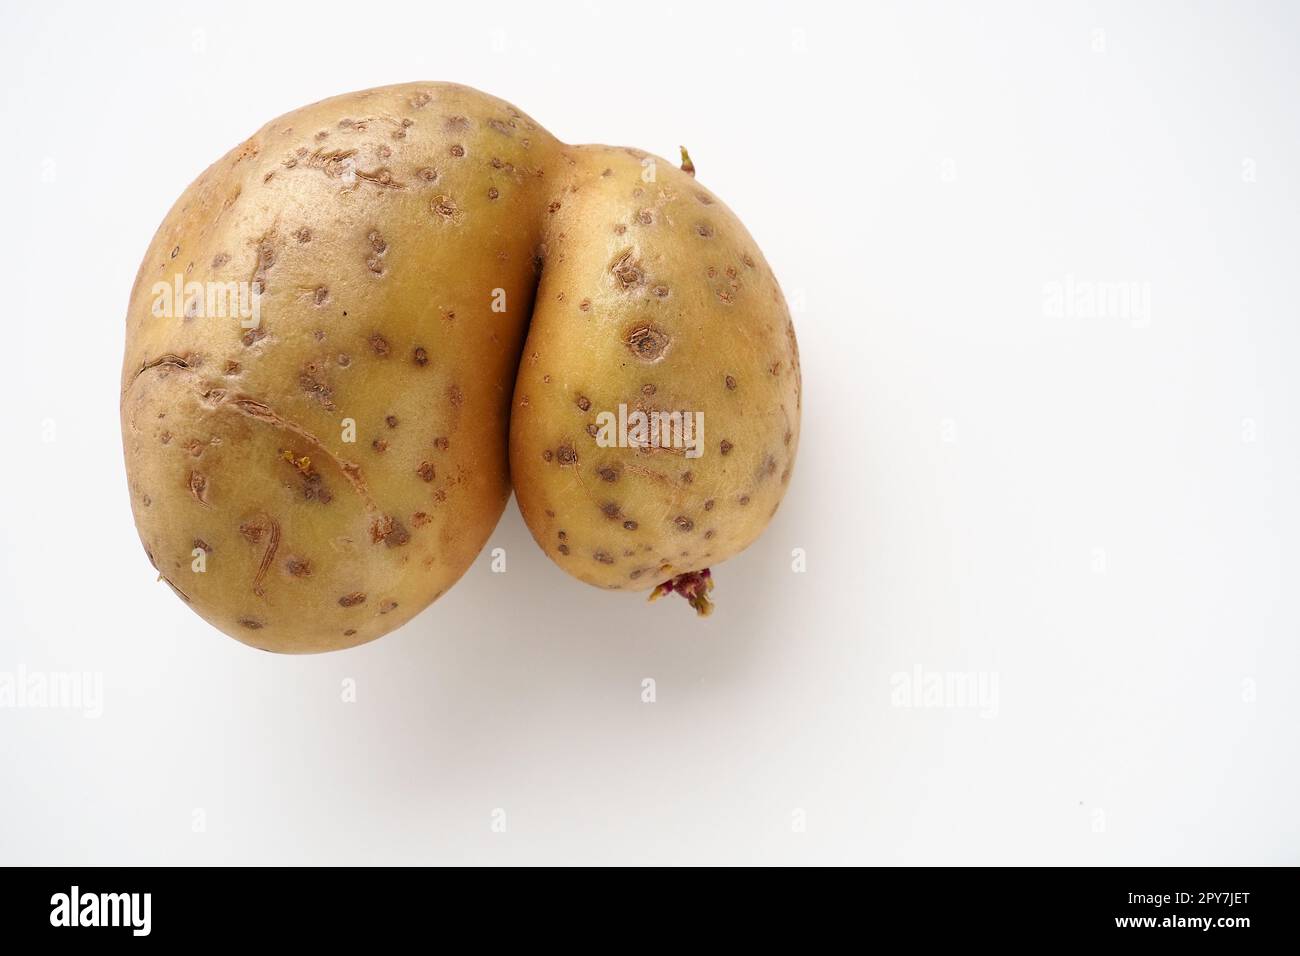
122,82,799,651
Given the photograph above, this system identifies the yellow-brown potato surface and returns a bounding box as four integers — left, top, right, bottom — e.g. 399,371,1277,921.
122,82,799,652
511,146,800,594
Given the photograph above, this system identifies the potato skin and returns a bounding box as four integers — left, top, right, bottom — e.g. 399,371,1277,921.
509,146,801,593
121,83,563,651
123,82,800,650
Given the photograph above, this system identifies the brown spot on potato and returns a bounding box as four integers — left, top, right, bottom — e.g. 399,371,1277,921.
431,195,458,219
623,520,638,531
601,502,620,518
386,415,399,428
339,592,366,607
188,471,209,505
299,367,336,409
369,334,390,356
447,384,463,407
417,461,435,481
371,439,388,453
285,558,311,577
379,599,398,614
675,516,694,532
557,544,570,555
720,440,733,455
610,249,643,289
370,515,410,548
598,466,618,482
238,617,264,630
725,375,737,390
576,395,591,411
704,499,715,511
413,346,429,366
556,443,577,465
434,437,450,451
593,550,615,565
625,324,670,363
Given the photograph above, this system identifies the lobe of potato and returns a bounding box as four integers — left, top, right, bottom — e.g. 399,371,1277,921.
121,82,799,652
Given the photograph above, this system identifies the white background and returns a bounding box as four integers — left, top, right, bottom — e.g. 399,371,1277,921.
1,0,1296,865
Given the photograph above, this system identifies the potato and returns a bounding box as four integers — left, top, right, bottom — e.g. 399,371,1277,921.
121,84,563,652
122,82,799,651
510,147,800,614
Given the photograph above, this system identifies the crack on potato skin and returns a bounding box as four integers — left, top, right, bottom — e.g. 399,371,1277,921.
127,353,192,390
248,514,281,598
161,574,192,603
229,398,376,509
188,471,211,507
131,358,378,510
281,147,407,190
